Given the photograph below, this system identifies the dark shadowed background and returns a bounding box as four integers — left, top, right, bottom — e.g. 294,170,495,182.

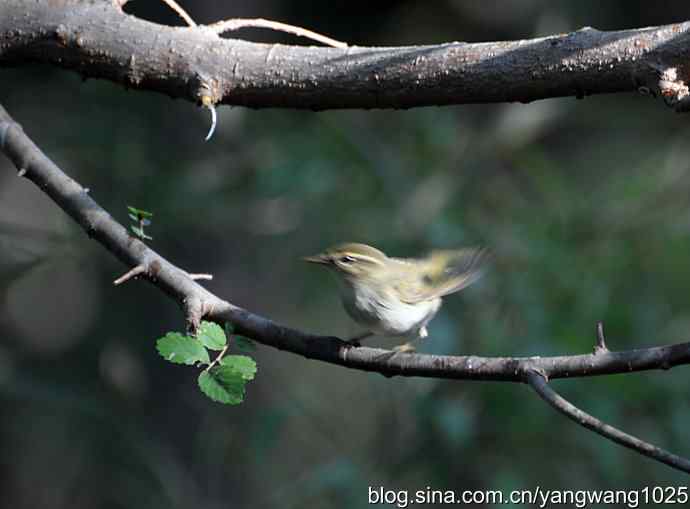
2,1,690,507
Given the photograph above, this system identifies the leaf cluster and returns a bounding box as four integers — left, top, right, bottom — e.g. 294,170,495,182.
156,321,257,404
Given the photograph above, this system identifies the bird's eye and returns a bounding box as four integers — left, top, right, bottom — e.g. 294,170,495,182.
339,255,356,264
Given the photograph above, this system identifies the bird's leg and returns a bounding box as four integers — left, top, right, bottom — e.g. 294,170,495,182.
345,331,373,347
391,326,427,353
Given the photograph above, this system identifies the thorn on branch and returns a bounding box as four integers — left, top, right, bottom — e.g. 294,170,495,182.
187,273,213,281
113,264,147,285
594,321,609,355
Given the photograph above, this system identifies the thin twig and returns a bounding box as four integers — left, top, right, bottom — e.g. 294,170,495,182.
113,264,146,285
187,273,213,281
159,0,197,27
526,369,690,474
209,18,347,48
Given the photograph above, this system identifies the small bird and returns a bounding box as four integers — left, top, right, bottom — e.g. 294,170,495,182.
304,243,489,352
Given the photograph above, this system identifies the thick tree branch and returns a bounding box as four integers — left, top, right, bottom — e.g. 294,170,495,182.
2,1,690,111
526,370,690,474
2,103,690,473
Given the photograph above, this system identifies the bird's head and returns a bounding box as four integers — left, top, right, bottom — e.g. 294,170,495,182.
303,243,388,280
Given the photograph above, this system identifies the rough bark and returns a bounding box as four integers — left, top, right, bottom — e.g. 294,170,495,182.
3,1,690,475
2,0,690,111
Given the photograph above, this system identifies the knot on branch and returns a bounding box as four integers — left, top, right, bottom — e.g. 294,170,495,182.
192,74,222,107
54,23,87,50
658,67,690,111
183,294,216,335
518,363,548,384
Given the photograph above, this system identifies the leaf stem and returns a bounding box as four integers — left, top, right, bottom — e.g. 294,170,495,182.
206,344,229,371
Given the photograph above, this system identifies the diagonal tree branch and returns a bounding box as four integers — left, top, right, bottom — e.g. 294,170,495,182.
1,103,690,472
526,370,690,474
2,1,690,111
1,101,690,383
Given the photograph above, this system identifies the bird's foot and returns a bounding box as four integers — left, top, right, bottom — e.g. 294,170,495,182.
392,342,416,353
372,342,417,362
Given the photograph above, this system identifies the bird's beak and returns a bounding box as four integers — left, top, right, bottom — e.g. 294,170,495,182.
302,253,329,264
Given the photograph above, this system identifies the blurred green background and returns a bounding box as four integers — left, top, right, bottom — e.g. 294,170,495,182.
2,1,690,506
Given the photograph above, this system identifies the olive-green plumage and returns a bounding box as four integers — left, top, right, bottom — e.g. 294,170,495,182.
304,243,489,351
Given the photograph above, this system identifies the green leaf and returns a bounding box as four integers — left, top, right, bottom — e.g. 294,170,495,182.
127,205,153,218
198,367,247,405
197,355,257,404
156,332,209,365
197,321,226,350
234,335,256,352
128,213,138,222
220,355,257,380
130,225,152,240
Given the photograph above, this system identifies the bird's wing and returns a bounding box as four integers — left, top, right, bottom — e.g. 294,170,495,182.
393,247,490,304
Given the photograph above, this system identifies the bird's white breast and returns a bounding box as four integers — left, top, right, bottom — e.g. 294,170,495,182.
340,281,441,338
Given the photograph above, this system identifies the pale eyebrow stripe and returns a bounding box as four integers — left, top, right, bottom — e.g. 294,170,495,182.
347,253,385,266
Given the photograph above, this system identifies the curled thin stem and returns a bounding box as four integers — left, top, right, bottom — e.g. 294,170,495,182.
204,104,217,141
209,18,347,48
159,0,197,27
